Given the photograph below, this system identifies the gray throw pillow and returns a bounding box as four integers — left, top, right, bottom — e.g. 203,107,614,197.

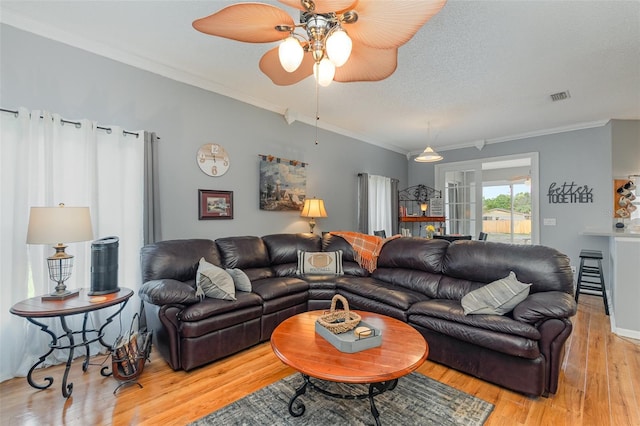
226,268,252,292
195,257,236,301
461,271,531,315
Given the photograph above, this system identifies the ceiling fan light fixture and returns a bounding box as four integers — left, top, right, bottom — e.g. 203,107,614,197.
279,36,304,72
193,0,447,86
415,146,443,163
313,57,336,86
326,29,352,67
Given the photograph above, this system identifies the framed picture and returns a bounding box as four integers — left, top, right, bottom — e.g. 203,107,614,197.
259,155,307,211
199,189,233,220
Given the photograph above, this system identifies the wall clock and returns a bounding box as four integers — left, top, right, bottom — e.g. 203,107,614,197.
197,143,230,177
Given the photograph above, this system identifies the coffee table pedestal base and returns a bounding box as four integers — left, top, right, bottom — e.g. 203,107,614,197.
288,374,399,426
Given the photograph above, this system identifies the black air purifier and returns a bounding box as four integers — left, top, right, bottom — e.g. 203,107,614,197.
89,236,120,295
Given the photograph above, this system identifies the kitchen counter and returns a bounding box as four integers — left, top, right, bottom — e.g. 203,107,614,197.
581,227,640,238
580,228,640,339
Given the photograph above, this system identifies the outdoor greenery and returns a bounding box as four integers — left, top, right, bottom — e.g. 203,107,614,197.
483,192,531,213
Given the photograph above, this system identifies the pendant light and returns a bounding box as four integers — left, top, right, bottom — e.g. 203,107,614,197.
415,146,443,162
415,122,443,162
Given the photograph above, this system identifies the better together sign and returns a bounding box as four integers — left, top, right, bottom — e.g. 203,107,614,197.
547,181,593,204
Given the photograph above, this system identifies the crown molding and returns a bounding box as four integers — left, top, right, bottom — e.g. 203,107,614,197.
407,119,610,160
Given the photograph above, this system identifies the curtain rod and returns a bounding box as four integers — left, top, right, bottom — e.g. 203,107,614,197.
357,173,399,183
1,107,142,138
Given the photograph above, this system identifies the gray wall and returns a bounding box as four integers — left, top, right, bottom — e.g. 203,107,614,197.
409,125,614,273
0,24,408,239
611,119,640,179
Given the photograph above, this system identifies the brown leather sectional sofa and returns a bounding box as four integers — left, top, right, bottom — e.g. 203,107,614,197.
139,233,576,397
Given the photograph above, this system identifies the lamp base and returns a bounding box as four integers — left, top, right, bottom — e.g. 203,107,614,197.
42,289,80,301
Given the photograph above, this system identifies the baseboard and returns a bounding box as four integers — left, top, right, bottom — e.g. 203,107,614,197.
609,312,640,340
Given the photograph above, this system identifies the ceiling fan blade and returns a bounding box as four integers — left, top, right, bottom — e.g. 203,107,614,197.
347,0,447,49
193,3,294,43
259,47,314,86
334,42,398,82
278,0,357,14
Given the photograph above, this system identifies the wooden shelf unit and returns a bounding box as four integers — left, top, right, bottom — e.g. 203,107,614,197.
398,185,445,237
400,216,445,223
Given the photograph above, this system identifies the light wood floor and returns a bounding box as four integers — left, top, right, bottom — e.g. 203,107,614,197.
1,295,638,426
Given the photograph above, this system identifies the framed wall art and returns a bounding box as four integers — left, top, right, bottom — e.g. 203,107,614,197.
198,189,233,220
259,155,307,211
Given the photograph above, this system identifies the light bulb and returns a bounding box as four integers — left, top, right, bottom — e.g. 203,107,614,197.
326,29,352,67
313,58,336,87
278,36,304,73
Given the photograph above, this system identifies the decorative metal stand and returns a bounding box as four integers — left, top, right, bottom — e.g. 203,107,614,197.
25,300,128,398
288,374,399,426
102,313,152,395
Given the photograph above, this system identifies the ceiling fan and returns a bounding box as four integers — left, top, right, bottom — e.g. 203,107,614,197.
193,0,447,87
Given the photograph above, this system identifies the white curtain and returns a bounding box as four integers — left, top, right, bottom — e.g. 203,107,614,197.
367,175,393,236
0,108,145,382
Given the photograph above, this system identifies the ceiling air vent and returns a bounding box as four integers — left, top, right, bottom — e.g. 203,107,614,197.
550,91,571,102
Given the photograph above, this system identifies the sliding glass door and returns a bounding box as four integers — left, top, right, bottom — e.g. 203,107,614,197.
436,153,539,244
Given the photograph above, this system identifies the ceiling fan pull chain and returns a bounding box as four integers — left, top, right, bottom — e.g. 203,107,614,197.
315,79,320,145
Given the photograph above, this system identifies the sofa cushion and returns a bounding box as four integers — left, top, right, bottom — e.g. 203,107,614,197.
195,258,236,301
461,271,531,315
264,234,330,277
408,299,540,340
226,268,252,292
216,236,270,269
141,239,222,283
139,279,199,305
372,268,440,298
251,277,309,301
179,292,263,323
262,233,321,265
303,274,339,290
297,250,344,275
335,276,428,311
436,276,486,301
377,237,449,273
409,315,541,359
512,291,577,324
443,241,573,294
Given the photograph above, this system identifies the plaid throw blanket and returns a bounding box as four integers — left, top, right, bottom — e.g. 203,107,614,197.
330,231,401,273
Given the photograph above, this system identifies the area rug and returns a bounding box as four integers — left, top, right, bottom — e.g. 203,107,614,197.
190,372,494,425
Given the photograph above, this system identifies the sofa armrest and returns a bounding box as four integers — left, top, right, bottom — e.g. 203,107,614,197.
512,291,577,324
139,279,198,306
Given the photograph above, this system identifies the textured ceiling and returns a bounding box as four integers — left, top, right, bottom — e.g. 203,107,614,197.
1,1,639,155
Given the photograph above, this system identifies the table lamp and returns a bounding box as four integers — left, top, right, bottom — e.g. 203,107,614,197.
300,198,328,233
26,204,94,300
420,203,428,216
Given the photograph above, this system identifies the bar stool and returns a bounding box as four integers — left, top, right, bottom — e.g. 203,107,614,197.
575,249,609,315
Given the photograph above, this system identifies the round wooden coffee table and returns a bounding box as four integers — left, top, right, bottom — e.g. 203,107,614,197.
271,310,428,425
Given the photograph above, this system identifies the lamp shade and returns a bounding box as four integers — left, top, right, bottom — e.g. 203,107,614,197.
278,36,304,72
313,58,336,87
326,29,352,67
27,205,93,244
414,146,443,163
300,198,328,218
